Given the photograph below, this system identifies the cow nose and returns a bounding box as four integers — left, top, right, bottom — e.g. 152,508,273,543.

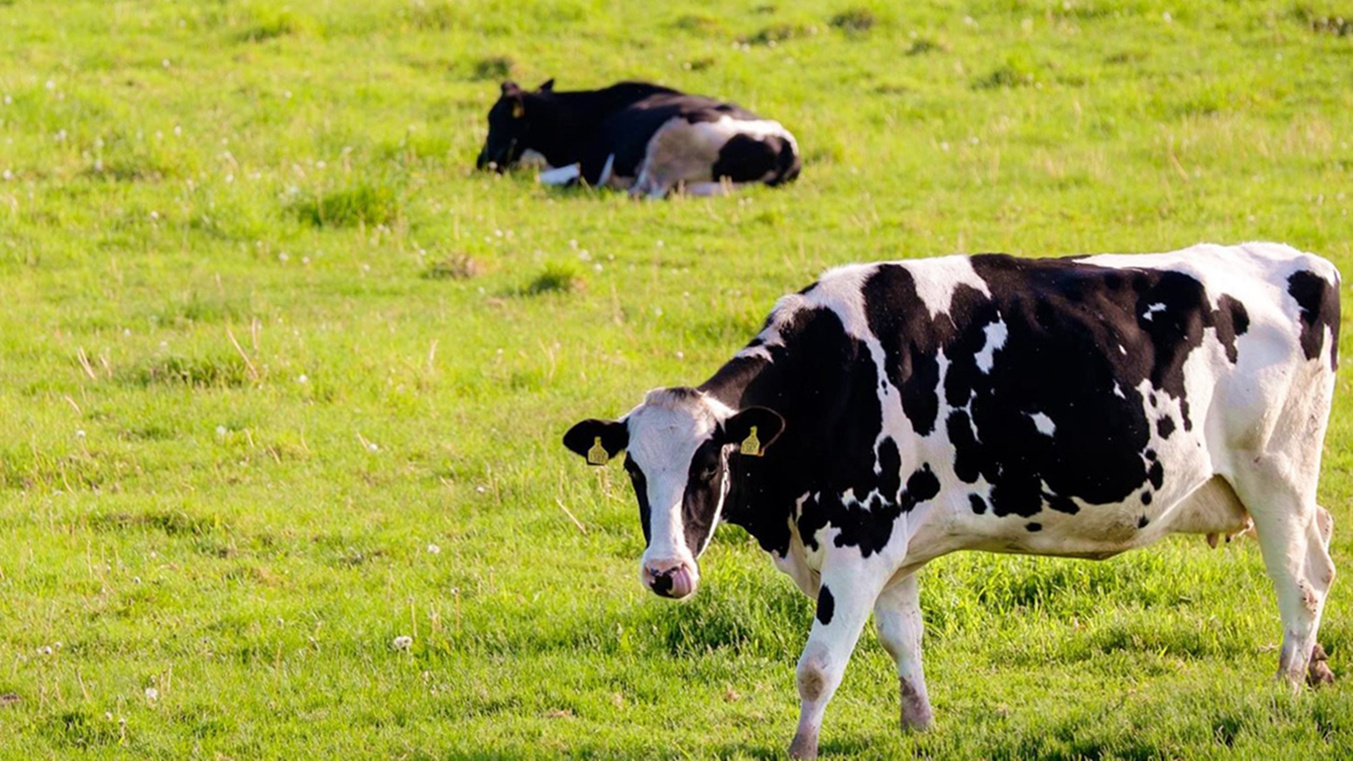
644,563,696,599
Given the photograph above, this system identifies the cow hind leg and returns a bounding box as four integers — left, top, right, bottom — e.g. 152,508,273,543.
681,180,739,197
1228,470,1336,688
873,574,934,731
1307,506,1336,686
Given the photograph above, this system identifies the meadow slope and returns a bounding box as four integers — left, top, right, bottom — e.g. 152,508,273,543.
2,0,1352,758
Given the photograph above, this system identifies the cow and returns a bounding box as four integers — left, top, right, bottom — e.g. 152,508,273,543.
563,242,1340,758
475,79,800,197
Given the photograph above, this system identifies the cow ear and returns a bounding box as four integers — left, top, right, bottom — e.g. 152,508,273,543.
538,78,555,92
719,407,785,457
500,80,521,96
563,419,628,466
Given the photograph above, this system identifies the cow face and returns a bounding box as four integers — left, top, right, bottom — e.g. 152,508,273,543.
475,79,554,172
564,389,783,599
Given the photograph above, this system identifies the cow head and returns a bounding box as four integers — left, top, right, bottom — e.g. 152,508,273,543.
476,79,554,172
564,388,784,599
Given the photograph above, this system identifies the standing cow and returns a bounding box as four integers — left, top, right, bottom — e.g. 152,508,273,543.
563,243,1340,758
475,79,800,197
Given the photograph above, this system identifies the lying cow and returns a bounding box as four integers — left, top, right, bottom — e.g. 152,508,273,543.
564,242,1340,758
475,79,800,197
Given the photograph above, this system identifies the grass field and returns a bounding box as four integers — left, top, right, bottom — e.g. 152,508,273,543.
2,0,1353,757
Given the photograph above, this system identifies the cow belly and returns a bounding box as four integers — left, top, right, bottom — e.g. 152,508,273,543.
946,474,1250,560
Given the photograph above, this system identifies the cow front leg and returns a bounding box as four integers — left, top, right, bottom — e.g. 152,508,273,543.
789,568,886,760
873,573,933,730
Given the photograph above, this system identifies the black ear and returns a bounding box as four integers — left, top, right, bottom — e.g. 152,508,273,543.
500,80,521,96
538,78,555,92
563,419,628,466
719,407,786,457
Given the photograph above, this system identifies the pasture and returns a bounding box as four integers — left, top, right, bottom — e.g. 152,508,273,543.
2,0,1352,757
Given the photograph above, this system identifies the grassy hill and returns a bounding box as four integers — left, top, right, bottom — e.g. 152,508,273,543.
1,0,1351,757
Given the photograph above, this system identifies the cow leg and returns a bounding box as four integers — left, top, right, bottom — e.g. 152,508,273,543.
789,567,887,760
537,163,581,186
873,573,933,730
682,180,739,197
1307,506,1336,686
631,167,673,199
1230,472,1336,688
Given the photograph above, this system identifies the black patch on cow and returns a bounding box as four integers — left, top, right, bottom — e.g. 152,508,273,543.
1157,415,1175,439
1137,515,1150,528
1212,294,1250,364
906,465,941,503
622,456,652,543
877,438,903,502
861,265,947,436
817,586,835,625
969,494,987,514
829,463,939,558
1042,491,1080,515
1288,270,1341,372
681,439,728,557
1145,449,1157,461
1141,491,1153,505
711,134,778,183
1146,461,1164,489
1026,522,1042,532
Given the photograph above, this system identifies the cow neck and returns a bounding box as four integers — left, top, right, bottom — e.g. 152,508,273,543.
698,346,847,557
522,88,633,169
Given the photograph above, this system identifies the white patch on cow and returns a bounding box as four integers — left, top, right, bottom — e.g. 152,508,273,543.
1143,302,1166,321
518,149,549,168
538,163,581,186
1027,412,1055,437
632,115,796,197
974,319,1007,373
1113,382,1125,399
907,256,993,318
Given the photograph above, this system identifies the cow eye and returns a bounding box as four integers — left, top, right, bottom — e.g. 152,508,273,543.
699,463,719,481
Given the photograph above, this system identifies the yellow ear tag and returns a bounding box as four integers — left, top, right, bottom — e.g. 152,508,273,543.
586,436,610,466
512,101,525,118
740,426,763,457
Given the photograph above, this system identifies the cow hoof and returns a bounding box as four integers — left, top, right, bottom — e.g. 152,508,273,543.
901,711,934,732
788,732,818,760
1307,644,1335,687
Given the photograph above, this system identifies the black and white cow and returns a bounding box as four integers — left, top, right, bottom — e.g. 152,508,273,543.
475,79,800,197
564,242,1340,758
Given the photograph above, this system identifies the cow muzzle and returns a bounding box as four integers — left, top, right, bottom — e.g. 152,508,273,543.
642,561,697,599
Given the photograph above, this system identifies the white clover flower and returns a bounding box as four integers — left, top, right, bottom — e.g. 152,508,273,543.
427,544,441,555
392,635,413,651
145,687,158,701
75,429,86,438
296,374,308,384
216,426,227,436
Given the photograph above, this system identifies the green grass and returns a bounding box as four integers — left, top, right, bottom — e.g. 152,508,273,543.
2,0,1352,757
